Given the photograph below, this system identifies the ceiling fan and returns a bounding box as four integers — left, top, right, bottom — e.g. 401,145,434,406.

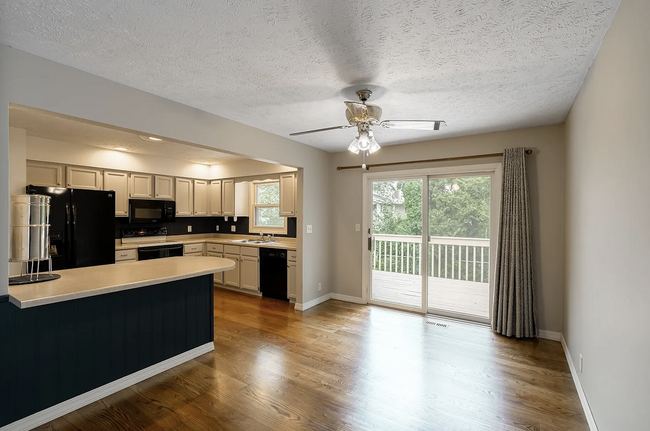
290,89,446,159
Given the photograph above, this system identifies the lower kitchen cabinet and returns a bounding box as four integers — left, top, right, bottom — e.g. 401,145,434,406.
207,251,224,284
240,255,259,291
287,260,297,299
223,253,240,287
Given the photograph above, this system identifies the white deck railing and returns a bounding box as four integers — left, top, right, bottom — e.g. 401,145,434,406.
372,234,490,283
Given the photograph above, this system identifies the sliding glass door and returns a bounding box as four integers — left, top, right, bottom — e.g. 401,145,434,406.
365,167,499,323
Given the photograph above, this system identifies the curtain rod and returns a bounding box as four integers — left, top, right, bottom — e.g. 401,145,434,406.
336,149,533,171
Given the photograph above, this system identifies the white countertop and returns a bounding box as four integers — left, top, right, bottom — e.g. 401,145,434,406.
8,256,235,309
115,236,297,251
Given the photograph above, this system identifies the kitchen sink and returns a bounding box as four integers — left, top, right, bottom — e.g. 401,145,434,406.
230,239,266,244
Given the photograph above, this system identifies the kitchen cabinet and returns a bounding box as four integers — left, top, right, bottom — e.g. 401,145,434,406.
175,178,193,216
279,173,297,216
223,253,240,287
240,247,259,291
154,175,174,200
115,249,137,264
184,243,204,255
209,180,222,216
67,166,103,190
103,171,129,217
130,173,153,199
234,182,250,217
207,243,224,284
26,161,63,187
194,180,208,216
222,179,235,216
287,250,297,299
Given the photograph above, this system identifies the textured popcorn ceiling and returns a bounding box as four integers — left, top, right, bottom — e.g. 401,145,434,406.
0,0,620,152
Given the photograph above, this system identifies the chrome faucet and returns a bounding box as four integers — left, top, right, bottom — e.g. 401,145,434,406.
260,231,264,241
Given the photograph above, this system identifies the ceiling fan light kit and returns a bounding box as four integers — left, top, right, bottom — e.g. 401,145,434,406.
290,89,445,164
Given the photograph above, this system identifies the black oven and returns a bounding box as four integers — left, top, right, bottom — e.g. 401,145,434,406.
137,243,184,261
128,199,175,224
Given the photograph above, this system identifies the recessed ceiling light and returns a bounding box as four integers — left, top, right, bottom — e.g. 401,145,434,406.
139,135,162,142
114,147,128,151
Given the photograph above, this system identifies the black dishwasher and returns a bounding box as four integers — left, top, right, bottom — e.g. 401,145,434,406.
259,248,288,301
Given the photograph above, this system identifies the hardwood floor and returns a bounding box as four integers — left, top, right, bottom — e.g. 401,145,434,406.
37,288,588,431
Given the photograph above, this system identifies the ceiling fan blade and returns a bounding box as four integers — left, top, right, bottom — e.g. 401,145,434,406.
380,120,447,131
290,125,354,136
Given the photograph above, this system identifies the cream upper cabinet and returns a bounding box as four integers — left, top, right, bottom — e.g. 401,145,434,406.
209,180,222,216
129,173,153,199
194,180,208,216
154,175,174,200
240,255,259,291
234,181,250,217
66,166,103,190
279,173,296,216
222,179,235,216
26,161,63,187
175,178,193,216
103,171,129,217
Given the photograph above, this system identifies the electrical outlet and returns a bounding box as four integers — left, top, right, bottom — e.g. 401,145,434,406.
355,223,360,232
216,225,219,232
318,282,322,291
231,225,236,232
187,226,192,233
579,354,583,373
307,225,313,233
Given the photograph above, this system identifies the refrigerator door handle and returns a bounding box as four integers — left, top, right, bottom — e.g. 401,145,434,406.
72,204,77,225
65,204,71,225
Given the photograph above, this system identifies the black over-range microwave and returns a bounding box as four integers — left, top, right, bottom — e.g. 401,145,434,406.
128,199,175,223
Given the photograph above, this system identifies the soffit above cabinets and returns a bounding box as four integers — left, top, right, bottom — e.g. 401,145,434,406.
9,104,242,166
0,0,620,151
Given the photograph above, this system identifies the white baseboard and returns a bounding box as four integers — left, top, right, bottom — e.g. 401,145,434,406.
561,335,598,431
539,330,562,341
295,293,331,311
1,342,215,431
329,293,366,304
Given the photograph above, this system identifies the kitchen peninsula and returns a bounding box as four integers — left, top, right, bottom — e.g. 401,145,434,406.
1,256,234,429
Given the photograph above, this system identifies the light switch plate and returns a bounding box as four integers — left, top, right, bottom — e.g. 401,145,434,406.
307,225,313,233
187,226,192,233
355,224,360,232
231,225,236,232
216,225,219,231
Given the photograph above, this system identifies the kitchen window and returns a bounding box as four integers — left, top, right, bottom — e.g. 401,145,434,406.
249,180,286,234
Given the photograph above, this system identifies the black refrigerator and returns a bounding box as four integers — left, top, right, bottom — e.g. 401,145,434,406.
27,185,116,270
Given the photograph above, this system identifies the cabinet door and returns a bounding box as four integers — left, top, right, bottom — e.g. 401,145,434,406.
130,174,153,199
279,173,296,216
154,175,174,200
222,179,235,216
175,178,193,216
209,180,222,216
103,171,129,217
67,166,103,190
223,253,240,287
234,181,250,217
240,255,259,291
288,261,297,299
26,161,63,187
207,251,224,284
194,180,208,216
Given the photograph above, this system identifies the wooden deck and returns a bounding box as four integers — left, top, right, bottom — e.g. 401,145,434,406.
372,270,490,318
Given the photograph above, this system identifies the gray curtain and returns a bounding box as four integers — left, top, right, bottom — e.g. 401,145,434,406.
492,147,537,338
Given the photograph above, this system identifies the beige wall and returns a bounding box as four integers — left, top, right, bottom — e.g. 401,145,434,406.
8,127,27,276
0,44,330,304
564,0,650,429
329,124,565,332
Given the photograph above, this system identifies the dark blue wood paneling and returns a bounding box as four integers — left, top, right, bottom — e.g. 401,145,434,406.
0,275,214,428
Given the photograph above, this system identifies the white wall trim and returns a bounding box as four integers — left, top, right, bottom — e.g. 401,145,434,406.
561,335,599,431
0,342,215,431
538,330,562,341
295,293,331,311
329,293,366,304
